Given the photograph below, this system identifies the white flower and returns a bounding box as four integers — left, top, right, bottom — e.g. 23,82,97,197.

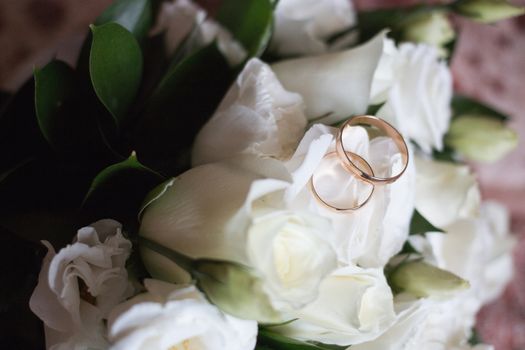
139,156,337,312
150,0,246,65
29,220,134,350
415,201,515,304
108,279,257,350
352,293,483,350
270,0,357,56
274,266,395,345
371,39,452,153
284,124,416,267
414,155,480,228
271,32,386,124
192,58,307,166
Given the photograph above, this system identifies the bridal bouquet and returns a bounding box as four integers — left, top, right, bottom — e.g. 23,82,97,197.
2,0,523,349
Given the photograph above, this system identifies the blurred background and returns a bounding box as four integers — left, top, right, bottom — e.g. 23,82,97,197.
0,0,523,348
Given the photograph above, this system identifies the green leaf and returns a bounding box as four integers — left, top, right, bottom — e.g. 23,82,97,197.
216,0,275,58
399,241,420,255
468,327,483,345
135,43,233,174
432,144,458,163
95,0,152,41
257,330,347,350
90,23,143,129
409,210,444,235
452,95,508,121
34,60,76,151
82,152,165,225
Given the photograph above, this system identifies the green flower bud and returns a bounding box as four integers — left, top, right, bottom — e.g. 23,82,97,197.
446,115,518,163
389,261,470,298
454,0,525,23
195,260,284,324
139,236,284,324
401,11,455,56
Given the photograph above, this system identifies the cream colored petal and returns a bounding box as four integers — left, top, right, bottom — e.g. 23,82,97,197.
272,32,386,124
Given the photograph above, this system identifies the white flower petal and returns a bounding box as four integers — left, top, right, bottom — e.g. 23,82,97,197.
415,155,480,228
275,266,395,345
271,31,386,124
192,58,307,166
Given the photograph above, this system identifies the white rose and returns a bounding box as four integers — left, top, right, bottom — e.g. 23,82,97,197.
414,155,480,228
274,266,395,345
139,156,337,312
271,32,386,124
150,0,246,65
352,293,484,350
29,219,134,350
284,123,415,267
415,201,515,304
192,58,307,166
109,279,257,350
270,0,357,56
371,39,452,153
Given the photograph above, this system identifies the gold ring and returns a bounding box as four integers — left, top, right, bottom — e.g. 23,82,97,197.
336,115,409,185
309,151,375,212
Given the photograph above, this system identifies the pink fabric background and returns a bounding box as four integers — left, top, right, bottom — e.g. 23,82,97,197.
0,0,523,348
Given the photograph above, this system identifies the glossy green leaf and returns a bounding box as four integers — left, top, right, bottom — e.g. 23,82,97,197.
409,210,444,235
95,0,152,41
135,43,233,174
452,95,509,121
216,0,275,58
257,330,347,350
34,60,76,151
90,23,143,129
82,152,165,225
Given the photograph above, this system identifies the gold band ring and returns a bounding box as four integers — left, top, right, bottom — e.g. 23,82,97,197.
309,151,375,212
336,115,409,185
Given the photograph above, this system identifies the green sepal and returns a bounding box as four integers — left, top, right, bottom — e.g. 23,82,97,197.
409,210,444,235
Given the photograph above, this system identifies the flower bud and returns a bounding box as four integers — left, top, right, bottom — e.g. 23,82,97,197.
454,0,525,23
446,115,518,163
401,11,455,56
389,261,470,298
195,260,284,324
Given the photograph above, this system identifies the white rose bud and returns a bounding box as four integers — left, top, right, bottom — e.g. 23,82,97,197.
150,0,246,65
390,261,470,298
446,115,518,163
453,0,525,23
401,11,455,57
192,58,307,166
108,279,257,350
270,0,357,56
272,31,386,124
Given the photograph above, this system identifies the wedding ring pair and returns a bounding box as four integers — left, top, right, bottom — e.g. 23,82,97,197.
309,115,409,212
